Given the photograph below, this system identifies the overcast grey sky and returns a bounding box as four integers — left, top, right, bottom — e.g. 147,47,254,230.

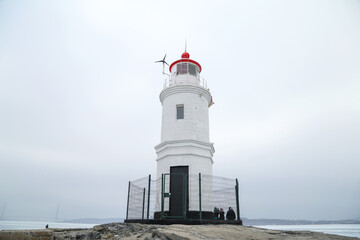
0,0,359,221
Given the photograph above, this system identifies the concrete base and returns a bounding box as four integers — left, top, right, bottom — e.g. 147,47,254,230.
124,219,242,225
153,211,214,220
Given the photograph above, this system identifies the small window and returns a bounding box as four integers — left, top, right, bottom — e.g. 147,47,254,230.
177,63,188,75
188,64,197,76
177,105,184,119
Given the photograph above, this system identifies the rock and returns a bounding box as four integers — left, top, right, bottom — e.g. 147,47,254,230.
102,233,114,239
93,225,105,232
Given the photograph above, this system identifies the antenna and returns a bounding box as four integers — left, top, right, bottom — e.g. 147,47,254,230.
185,39,187,52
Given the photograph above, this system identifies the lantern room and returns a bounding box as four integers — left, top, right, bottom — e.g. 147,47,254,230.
169,52,202,86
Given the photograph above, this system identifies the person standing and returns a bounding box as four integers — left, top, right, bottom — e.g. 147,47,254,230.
226,207,236,220
219,208,225,220
214,207,220,220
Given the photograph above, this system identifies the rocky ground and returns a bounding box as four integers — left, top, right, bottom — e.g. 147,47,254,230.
0,223,358,240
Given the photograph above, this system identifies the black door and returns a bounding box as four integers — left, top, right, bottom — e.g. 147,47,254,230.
170,166,189,217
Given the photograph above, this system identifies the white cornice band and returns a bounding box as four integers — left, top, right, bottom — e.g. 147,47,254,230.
160,85,213,105
155,139,215,153
156,153,214,163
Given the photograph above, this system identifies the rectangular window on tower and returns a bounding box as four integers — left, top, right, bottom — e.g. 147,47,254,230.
177,105,184,119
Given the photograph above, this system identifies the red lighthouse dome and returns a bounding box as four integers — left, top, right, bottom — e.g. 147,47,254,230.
181,51,190,59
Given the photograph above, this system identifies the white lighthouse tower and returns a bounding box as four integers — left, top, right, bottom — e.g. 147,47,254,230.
155,50,214,219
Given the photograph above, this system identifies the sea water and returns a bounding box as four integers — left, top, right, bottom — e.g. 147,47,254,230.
0,220,96,231
257,224,360,238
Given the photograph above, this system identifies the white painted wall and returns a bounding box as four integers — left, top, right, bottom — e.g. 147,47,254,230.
159,85,212,142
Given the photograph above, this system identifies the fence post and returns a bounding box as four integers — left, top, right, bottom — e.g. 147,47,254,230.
235,178,240,220
199,173,202,222
147,174,151,220
161,173,164,219
126,181,130,220
142,188,145,219
183,174,187,219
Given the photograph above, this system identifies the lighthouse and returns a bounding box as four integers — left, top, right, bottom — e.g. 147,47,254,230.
155,50,214,219
124,49,241,224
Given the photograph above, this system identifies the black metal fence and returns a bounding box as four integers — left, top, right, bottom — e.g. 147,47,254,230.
126,174,240,221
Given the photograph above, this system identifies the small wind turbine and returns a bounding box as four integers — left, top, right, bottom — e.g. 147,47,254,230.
1,203,6,220
155,53,169,76
55,204,60,222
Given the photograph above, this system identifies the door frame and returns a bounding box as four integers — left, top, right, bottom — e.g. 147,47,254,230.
162,172,188,219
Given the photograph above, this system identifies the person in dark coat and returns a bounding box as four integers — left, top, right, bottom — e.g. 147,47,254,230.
226,207,236,220
219,208,225,220
214,207,219,220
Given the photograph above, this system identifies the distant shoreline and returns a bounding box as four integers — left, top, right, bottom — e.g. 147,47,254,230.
1,217,359,225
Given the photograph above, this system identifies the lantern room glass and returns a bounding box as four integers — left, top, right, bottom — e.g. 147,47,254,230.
175,63,199,77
